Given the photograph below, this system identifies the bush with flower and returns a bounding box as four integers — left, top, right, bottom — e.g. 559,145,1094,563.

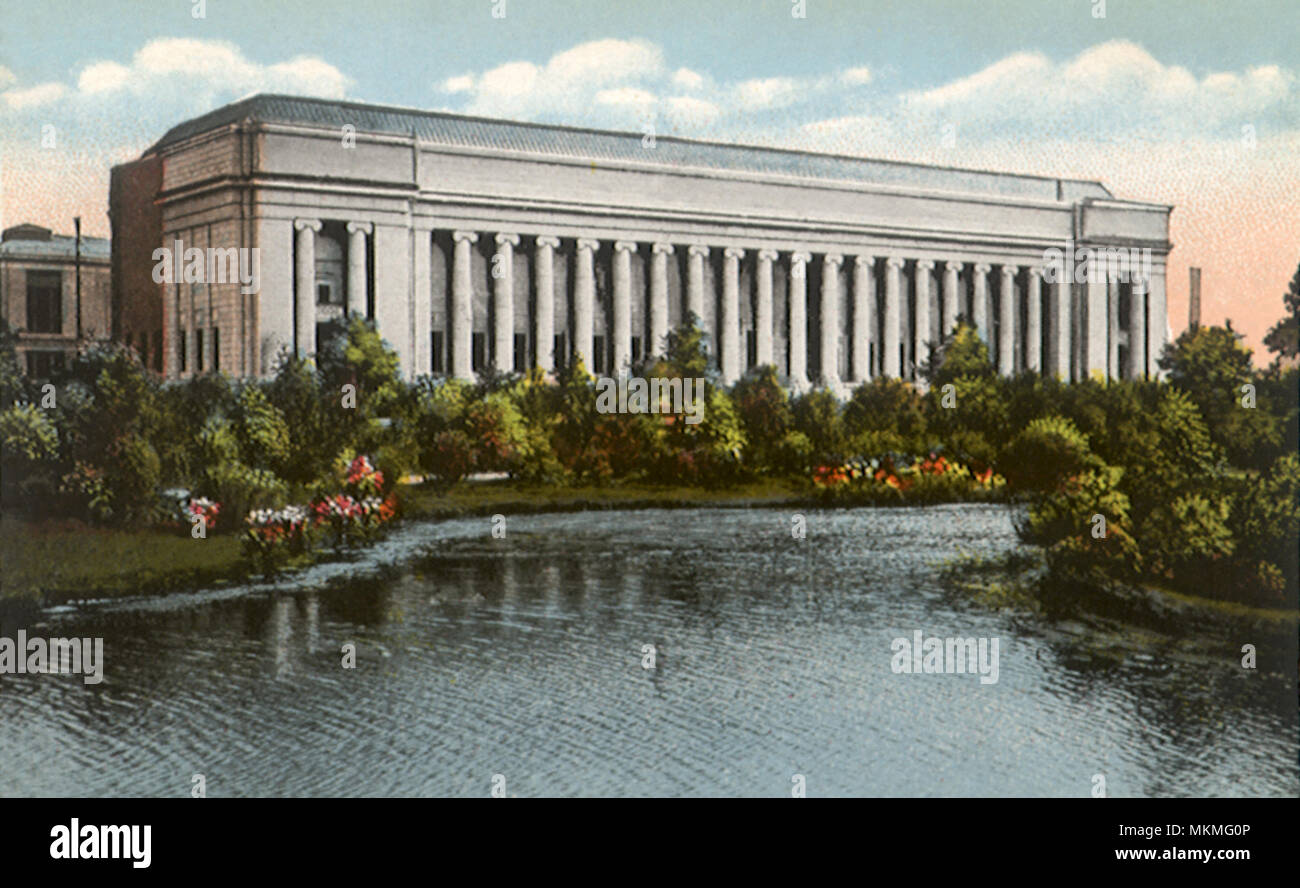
813,451,1006,504
242,504,311,573
180,496,221,532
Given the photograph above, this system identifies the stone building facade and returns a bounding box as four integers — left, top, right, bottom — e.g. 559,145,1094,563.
0,223,112,377
111,94,1172,388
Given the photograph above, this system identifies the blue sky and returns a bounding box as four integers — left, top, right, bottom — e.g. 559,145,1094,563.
2,0,1297,355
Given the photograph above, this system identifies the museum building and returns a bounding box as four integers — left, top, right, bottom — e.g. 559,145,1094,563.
110,93,1172,389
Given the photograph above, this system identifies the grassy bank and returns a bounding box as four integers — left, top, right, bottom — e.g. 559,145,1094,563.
1,478,816,605
401,477,813,519
1,515,246,604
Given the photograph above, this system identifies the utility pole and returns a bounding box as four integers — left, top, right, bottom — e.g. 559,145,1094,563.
74,216,82,341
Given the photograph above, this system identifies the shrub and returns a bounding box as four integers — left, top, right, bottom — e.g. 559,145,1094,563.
234,385,291,472
0,403,60,503
1229,452,1300,599
999,416,1101,493
1019,465,1139,581
732,366,793,473
1140,493,1235,583
201,461,289,531
104,433,164,524
791,388,847,462
423,430,475,491
843,377,927,442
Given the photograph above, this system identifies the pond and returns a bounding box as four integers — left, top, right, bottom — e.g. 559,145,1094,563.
1,504,1294,797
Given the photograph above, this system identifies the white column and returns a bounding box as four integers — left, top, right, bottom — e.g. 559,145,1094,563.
574,238,598,373
820,253,842,388
686,244,708,327
493,233,520,373
972,263,991,347
1107,279,1121,381
756,248,777,368
1026,267,1043,373
413,226,433,378
943,261,961,337
788,251,810,390
451,230,477,381
1128,278,1146,380
1146,266,1167,379
722,247,744,384
1086,254,1108,379
345,221,371,318
999,264,1017,376
883,256,904,378
1052,278,1071,380
915,259,935,377
650,242,673,359
613,240,636,376
534,236,559,372
852,255,873,382
294,218,322,360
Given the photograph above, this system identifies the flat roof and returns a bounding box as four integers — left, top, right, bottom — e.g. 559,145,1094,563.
0,232,110,261
147,93,1114,203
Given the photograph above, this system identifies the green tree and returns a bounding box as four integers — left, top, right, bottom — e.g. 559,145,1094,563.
1158,323,1280,468
731,365,793,473
923,322,993,388
0,322,27,409
1262,262,1299,360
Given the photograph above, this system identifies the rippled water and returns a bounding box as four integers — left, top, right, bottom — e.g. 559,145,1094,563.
1,504,1295,797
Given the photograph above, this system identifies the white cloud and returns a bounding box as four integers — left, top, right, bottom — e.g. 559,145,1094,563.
456,38,665,121
664,95,721,127
3,37,351,114
3,82,69,110
445,39,873,131
841,67,872,86
0,65,16,89
595,87,657,109
442,74,474,94
77,61,132,94
900,40,1296,139
731,77,802,112
672,68,704,90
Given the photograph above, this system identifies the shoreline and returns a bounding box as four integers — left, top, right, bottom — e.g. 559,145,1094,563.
5,482,1293,633
2,478,823,607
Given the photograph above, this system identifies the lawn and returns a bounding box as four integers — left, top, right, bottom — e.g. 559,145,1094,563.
1,477,816,604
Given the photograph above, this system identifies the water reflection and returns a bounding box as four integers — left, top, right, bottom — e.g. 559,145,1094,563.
0,504,1294,798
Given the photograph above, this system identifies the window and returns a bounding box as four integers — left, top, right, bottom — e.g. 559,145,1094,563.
592,336,606,374
25,270,62,334
631,336,642,364
196,329,205,373
471,332,486,371
514,333,528,372
25,350,65,378
431,331,444,374
317,282,334,305
553,333,566,372
179,330,188,373
212,327,220,372
746,330,757,368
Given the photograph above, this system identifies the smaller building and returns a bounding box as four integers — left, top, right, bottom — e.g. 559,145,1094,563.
0,223,112,377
